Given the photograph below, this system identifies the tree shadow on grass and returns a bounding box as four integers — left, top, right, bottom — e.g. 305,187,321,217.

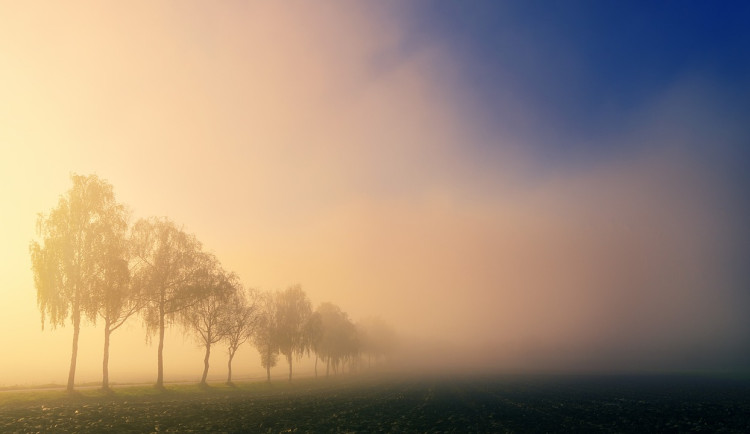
99,386,116,397
65,390,82,399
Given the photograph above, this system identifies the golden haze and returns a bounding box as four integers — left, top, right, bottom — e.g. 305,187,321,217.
0,1,747,386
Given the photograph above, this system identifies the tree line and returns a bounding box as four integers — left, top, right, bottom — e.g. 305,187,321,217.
29,174,396,392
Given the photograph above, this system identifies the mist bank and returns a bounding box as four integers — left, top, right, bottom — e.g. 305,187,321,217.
2,1,749,387
386,335,750,377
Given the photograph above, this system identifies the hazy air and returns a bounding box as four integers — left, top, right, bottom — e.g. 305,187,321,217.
1,1,748,386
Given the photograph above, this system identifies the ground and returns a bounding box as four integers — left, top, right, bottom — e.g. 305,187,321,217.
1,374,749,432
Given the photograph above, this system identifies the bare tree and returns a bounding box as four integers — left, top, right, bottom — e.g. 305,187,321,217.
252,291,279,381
30,174,128,393
222,285,259,385
275,285,312,382
130,217,212,389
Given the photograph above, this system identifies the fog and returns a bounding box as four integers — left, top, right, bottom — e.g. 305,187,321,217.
1,1,748,386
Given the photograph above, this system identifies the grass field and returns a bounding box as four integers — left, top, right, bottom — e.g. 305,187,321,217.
1,374,749,432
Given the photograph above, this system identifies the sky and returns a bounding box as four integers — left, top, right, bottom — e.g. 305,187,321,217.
1,1,749,386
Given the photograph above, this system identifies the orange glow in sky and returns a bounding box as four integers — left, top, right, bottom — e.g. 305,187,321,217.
0,1,747,386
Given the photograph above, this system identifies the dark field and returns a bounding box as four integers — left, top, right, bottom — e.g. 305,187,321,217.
1,374,749,433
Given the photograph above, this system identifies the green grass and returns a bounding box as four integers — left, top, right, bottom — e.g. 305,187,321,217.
0,376,334,408
2,374,749,432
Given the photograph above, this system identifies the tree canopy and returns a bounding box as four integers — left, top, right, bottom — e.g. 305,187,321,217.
130,217,214,388
253,291,279,381
313,303,358,376
274,285,312,382
222,284,259,385
30,174,128,392
30,174,397,389
181,257,237,385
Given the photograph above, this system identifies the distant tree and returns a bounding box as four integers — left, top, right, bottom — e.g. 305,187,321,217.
222,285,259,385
355,321,370,368
275,285,312,382
252,291,279,381
340,322,359,374
30,174,128,392
357,317,397,368
130,217,212,389
305,311,323,377
315,303,358,376
181,256,236,386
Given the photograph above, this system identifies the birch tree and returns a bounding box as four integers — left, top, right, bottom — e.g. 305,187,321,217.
30,174,128,392
274,285,312,382
305,311,323,377
252,291,279,381
130,217,211,389
181,258,236,385
94,230,142,390
222,285,259,385
315,303,358,376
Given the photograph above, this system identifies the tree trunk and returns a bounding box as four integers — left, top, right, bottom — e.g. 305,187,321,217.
326,358,330,377
200,343,211,385
67,309,81,393
102,320,111,390
156,303,165,389
287,353,293,382
266,363,270,382
314,355,318,378
226,348,235,385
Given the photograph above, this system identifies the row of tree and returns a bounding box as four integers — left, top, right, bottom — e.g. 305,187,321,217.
29,174,396,392
256,288,397,383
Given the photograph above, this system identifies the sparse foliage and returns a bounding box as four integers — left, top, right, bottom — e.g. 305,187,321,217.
30,177,398,389
357,317,397,368
130,217,212,388
314,303,358,376
94,211,140,390
274,285,312,382
222,285,259,385
181,256,237,385
30,174,128,392
305,311,324,377
253,291,279,381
